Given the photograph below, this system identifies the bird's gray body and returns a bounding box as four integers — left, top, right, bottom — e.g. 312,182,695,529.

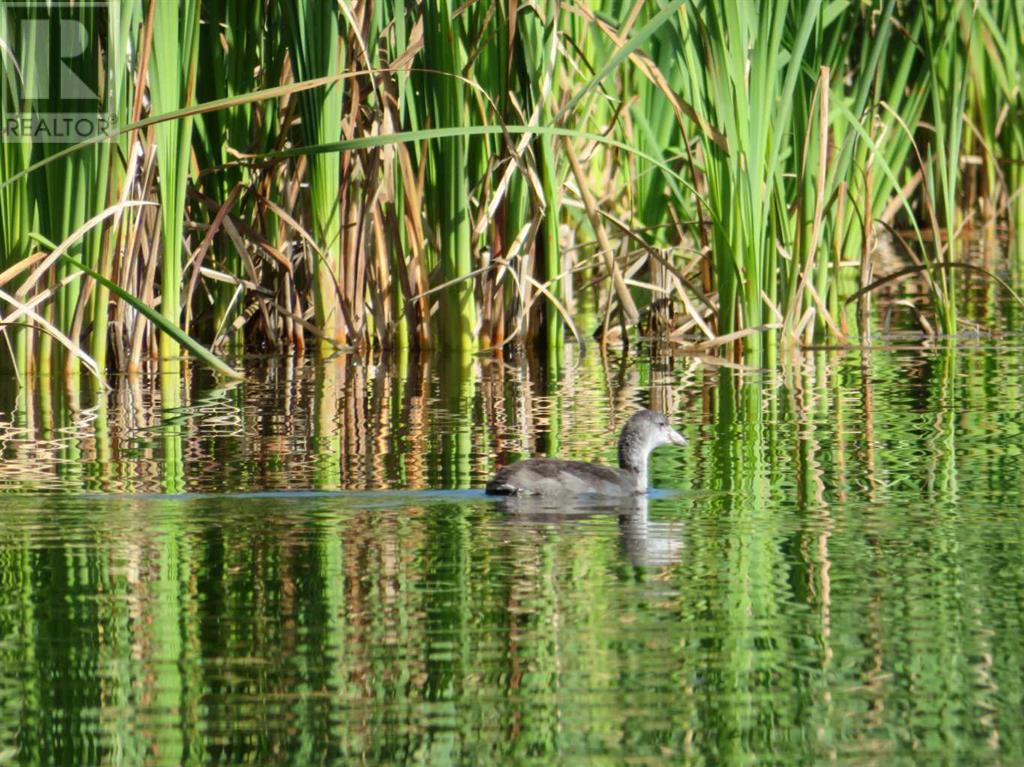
485,458,637,497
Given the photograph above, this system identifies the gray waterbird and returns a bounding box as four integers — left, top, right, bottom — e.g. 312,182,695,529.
485,409,687,497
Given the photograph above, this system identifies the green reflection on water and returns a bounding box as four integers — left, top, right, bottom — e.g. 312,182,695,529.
0,344,1022,764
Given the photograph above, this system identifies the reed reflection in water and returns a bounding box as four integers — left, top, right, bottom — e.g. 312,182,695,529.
0,347,700,494
0,342,1022,764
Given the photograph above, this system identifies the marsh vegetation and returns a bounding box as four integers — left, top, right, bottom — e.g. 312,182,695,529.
1,0,1023,383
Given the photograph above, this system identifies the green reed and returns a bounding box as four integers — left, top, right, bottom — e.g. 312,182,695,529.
520,0,564,354
972,0,1024,282
418,0,478,351
675,0,821,365
0,3,134,378
0,5,34,377
836,5,927,335
149,0,200,365
193,0,276,347
89,1,139,373
922,0,973,336
282,0,346,352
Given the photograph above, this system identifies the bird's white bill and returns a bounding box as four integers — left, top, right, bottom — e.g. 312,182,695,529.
668,427,687,446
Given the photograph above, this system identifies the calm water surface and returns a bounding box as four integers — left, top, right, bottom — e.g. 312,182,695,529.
1,343,1023,765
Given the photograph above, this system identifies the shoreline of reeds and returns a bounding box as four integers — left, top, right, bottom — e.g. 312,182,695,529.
1,0,1023,384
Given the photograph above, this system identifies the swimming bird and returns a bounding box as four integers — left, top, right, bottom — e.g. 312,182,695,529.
485,409,686,497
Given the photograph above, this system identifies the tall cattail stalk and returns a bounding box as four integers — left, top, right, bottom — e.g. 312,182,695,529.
282,0,347,352
149,0,200,364
420,0,478,351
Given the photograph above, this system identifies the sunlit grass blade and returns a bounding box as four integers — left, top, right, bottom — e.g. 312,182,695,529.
282,0,346,351
149,0,201,364
418,0,479,351
922,0,974,335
